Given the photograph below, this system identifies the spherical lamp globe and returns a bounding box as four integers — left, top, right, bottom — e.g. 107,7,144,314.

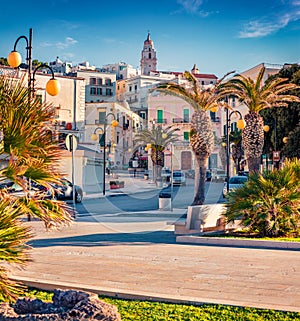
237,119,246,130
46,78,61,96
8,51,22,68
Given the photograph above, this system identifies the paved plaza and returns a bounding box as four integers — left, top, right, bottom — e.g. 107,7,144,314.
7,172,300,313
11,218,300,313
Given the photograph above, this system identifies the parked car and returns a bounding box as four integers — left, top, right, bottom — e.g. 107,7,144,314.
0,180,52,199
161,168,171,182
211,169,227,182
172,171,186,186
185,169,195,179
52,179,83,203
222,175,248,197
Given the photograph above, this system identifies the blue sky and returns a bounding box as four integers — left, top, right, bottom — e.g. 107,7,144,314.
1,0,300,78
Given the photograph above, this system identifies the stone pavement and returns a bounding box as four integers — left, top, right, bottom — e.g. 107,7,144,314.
8,172,300,313
11,218,300,313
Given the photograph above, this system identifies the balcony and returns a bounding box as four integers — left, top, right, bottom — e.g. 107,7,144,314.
173,118,190,124
153,119,167,124
211,117,220,123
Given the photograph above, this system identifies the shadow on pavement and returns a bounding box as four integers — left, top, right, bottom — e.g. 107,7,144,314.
29,230,177,248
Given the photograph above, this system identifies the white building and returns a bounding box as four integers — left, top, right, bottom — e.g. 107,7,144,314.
102,62,139,80
49,56,72,75
72,70,116,103
85,101,144,169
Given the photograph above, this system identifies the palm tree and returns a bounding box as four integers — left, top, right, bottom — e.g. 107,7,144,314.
134,124,179,184
222,67,300,172
0,75,72,300
152,71,232,205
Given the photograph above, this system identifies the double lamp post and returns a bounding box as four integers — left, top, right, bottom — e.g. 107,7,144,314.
223,109,246,193
7,28,60,97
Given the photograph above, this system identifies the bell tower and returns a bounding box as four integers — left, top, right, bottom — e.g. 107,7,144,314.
140,32,157,75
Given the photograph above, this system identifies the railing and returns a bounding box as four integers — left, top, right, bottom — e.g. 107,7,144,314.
211,117,220,123
153,119,167,124
172,118,190,123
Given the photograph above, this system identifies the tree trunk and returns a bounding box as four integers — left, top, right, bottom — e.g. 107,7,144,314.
247,157,261,172
192,154,209,205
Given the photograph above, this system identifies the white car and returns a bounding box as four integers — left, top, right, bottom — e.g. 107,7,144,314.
223,175,248,197
172,171,186,186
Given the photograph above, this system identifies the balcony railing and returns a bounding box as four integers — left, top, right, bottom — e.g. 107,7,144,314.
172,118,190,123
211,117,220,123
153,119,167,124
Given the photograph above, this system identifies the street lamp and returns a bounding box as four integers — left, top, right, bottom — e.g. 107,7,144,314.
224,109,246,193
263,117,281,169
91,113,118,195
7,28,60,97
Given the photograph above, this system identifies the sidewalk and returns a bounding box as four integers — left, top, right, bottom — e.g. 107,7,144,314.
84,171,160,199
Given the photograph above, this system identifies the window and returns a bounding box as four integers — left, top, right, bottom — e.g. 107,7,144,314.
210,110,216,122
183,109,189,122
99,134,105,147
97,88,102,95
90,78,96,85
157,110,163,124
99,112,106,124
149,53,151,59
90,87,96,95
106,88,112,96
201,81,205,85
134,84,137,91
97,78,102,85
105,79,112,86
183,132,190,141
35,94,42,104
129,86,132,92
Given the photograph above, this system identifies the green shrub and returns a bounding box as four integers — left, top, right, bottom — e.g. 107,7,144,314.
224,158,300,237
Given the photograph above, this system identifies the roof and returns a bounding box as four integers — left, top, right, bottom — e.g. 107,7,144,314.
155,70,217,80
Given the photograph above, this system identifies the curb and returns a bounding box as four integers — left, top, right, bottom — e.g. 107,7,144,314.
176,235,300,250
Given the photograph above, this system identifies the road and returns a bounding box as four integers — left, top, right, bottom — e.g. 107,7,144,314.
75,179,197,217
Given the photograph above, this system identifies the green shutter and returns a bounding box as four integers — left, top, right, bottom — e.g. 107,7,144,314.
183,109,189,122
157,110,163,124
184,131,190,141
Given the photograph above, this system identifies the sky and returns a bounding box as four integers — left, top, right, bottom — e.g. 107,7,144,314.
1,0,300,78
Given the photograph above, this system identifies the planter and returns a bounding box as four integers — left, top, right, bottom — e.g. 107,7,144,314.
109,181,125,189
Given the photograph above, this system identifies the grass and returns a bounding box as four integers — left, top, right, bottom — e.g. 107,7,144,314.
203,231,300,242
9,289,300,321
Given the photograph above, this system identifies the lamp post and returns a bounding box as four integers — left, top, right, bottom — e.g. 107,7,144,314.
263,116,280,169
224,109,246,193
7,28,60,97
91,113,118,196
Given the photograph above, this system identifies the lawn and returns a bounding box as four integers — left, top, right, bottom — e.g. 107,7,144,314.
15,289,300,321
